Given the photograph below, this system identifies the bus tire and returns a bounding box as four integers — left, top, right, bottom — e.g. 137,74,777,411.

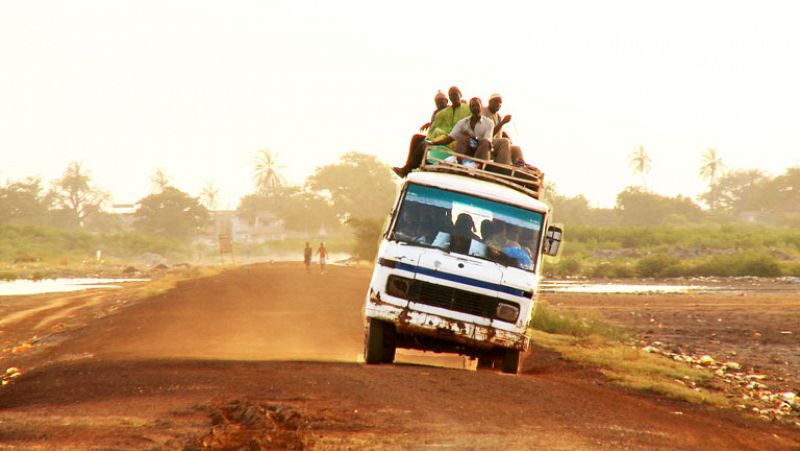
364,319,386,364
500,349,520,374
381,323,397,364
476,357,494,370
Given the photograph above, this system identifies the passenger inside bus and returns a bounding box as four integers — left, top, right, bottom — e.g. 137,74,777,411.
451,213,479,254
390,184,542,271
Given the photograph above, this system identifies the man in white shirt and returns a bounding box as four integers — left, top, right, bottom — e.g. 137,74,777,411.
430,97,511,163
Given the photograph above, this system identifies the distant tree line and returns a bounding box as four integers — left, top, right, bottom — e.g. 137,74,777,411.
547,146,800,228
0,151,396,251
239,150,396,237
0,162,210,240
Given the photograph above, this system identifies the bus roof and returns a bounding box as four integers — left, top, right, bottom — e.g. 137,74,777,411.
406,171,550,213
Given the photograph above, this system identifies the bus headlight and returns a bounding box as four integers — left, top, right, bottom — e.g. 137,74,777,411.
386,275,412,299
496,302,520,322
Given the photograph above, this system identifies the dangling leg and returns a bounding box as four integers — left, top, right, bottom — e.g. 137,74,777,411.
393,134,427,177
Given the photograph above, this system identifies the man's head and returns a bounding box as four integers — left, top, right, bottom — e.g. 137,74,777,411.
469,97,483,116
487,93,502,114
448,86,462,106
434,91,448,110
454,213,476,234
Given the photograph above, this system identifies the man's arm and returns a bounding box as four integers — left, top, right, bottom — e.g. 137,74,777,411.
430,136,454,146
432,118,466,146
493,114,512,137
492,121,503,137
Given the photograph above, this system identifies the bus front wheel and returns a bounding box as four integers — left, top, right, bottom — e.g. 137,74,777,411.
364,319,395,364
500,349,520,374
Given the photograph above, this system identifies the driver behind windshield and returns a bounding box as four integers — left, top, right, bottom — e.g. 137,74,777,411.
451,213,479,254
394,203,439,245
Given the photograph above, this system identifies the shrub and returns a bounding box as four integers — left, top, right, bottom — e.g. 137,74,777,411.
347,217,385,261
689,253,783,277
531,302,623,340
635,255,679,278
735,254,782,277
549,256,582,277
660,262,688,278
590,262,635,279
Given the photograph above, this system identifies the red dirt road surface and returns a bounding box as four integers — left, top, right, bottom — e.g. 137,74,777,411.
1,263,798,449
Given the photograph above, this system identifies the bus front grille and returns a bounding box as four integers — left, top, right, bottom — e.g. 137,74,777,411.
408,280,509,320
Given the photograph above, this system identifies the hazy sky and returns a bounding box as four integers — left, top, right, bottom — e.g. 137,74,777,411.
2,1,800,209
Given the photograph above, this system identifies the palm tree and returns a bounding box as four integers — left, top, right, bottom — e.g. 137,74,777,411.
699,148,724,210
150,168,171,193
252,149,285,194
699,148,724,186
199,182,220,210
54,161,108,227
628,145,651,189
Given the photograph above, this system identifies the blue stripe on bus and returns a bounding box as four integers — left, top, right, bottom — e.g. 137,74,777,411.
379,258,532,298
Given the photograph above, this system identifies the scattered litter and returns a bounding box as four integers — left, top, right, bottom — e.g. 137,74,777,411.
779,392,796,406
1,367,21,387
640,341,800,424
745,374,767,380
11,343,32,354
698,355,715,366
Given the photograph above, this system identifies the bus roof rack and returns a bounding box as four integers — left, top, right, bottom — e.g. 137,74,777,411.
418,145,544,199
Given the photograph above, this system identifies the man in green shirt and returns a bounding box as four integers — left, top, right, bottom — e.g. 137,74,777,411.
425,86,471,143
393,86,470,178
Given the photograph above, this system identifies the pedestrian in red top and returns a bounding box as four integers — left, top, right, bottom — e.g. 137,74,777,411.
316,242,328,274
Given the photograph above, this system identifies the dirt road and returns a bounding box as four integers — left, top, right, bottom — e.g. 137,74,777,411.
1,264,798,449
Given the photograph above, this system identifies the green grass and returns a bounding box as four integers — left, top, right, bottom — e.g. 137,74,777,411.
543,224,800,278
530,301,625,341
0,224,189,264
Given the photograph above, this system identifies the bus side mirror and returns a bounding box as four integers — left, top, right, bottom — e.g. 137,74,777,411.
543,225,563,256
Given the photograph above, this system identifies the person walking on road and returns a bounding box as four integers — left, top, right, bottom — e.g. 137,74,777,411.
303,242,313,273
316,242,329,274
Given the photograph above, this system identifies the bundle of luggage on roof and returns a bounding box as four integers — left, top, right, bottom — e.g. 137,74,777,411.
392,86,533,178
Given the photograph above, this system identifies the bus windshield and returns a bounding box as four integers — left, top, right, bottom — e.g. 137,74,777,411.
390,183,545,272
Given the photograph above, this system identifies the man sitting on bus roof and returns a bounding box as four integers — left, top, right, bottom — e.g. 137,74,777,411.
482,93,524,165
429,97,511,164
419,91,449,132
392,86,469,178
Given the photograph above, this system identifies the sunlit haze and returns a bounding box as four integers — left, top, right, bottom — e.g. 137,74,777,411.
3,1,800,209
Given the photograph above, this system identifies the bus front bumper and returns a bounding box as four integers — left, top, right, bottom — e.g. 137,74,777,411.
365,291,529,352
